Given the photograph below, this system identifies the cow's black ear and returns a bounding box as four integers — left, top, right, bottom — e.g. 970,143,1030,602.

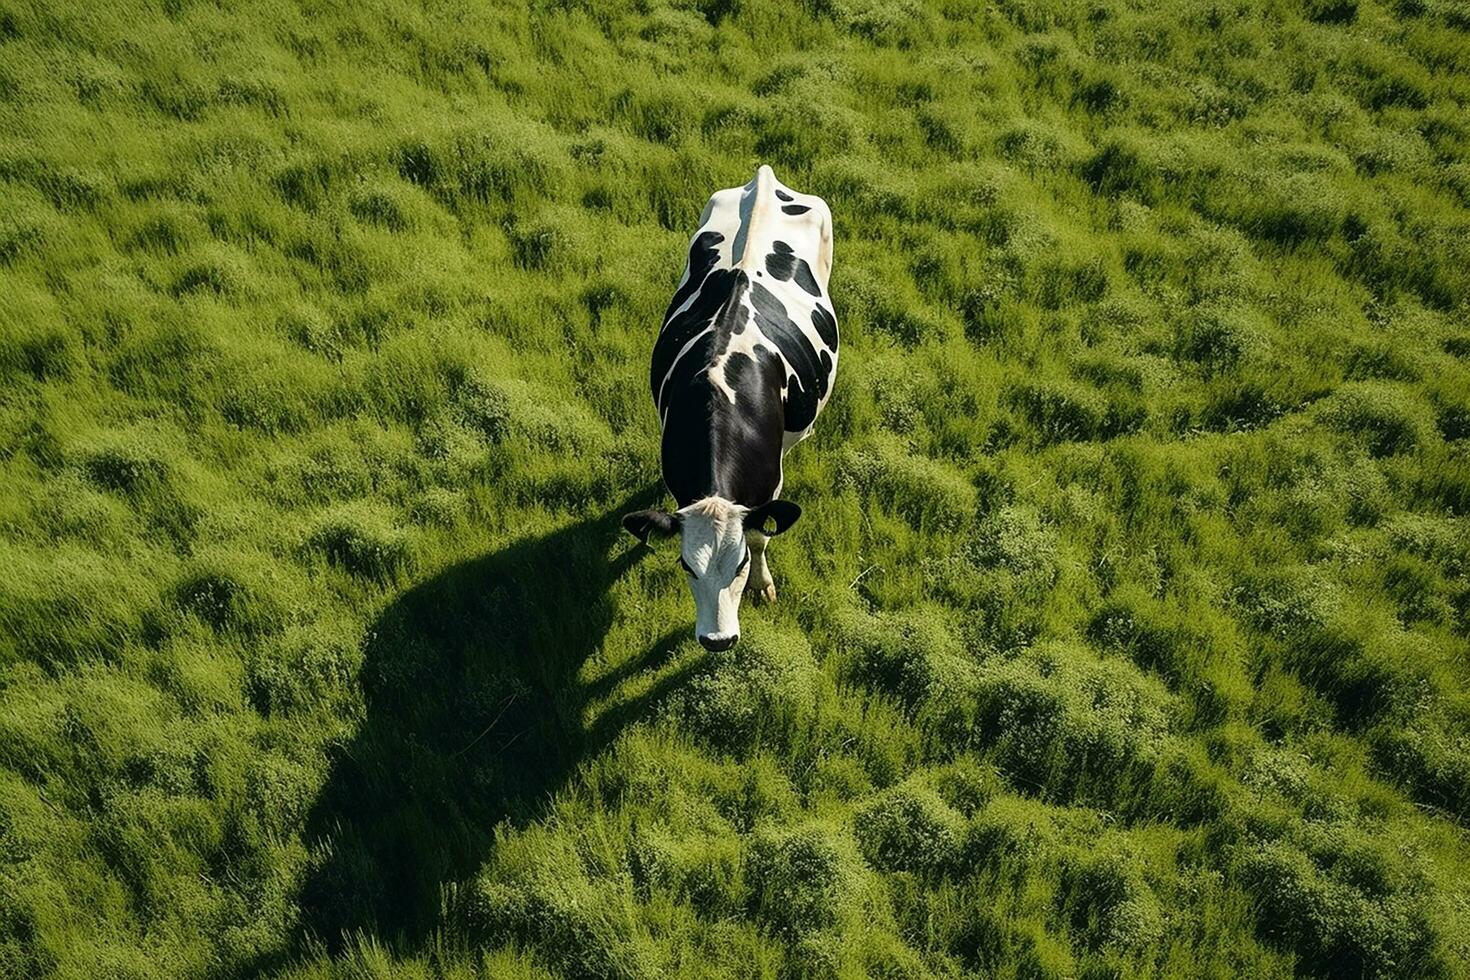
744,499,801,536
623,509,679,544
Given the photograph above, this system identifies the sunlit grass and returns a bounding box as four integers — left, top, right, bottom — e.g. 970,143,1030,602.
1,0,1469,977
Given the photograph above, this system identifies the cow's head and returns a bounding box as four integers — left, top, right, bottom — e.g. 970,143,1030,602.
623,496,801,650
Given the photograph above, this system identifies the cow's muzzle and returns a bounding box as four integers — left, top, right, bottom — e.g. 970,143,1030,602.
699,632,737,652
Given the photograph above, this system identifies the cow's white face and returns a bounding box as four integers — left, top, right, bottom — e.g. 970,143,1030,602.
677,500,752,651
623,496,801,651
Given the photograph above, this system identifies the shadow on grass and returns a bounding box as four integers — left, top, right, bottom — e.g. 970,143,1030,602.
288,485,697,958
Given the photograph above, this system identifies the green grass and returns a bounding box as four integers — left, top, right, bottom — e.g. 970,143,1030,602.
2,0,1470,976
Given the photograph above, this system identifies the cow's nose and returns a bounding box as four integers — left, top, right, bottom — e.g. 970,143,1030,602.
699,633,737,652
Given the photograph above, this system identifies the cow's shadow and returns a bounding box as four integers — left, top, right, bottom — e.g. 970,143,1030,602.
294,486,697,954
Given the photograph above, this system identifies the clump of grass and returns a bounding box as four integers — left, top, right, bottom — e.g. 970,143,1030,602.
1034,254,1110,309
1436,402,1470,442
1200,382,1287,432
1231,568,1343,640
624,90,695,147
347,183,411,232
24,162,107,213
965,504,1057,577
970,645,1175,804
1239,838,1443,978
1086,591,1248,724
79,437,167,497
69,427,202,548
1382,513,1467,575
1236,173,1347,247
0,546,152,669
834,435,976,532
853,780,964,876
1082,136,1158,200
453,373,511,444
1345,342,1422,382
463,867,648,979
1059,846,1165,952
305,504,411,581
506,217,568,270
667,628,818,754
415,372,511,467
1006,378,1106,444
835,604,976,713
172,565,261,634
1,325,71,386
0,203,53,266
838,0,936,48
745,824,864,939
170,253,249,298
409,486,466,528
245,615,362,716
1320,382,1433,457
1304,0,1357,23
1174,304,1266,377
998,118,1086,173
1372,718,1470,819
933,757,1001,817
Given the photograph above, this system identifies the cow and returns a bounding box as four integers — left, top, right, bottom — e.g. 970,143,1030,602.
623,165,839,652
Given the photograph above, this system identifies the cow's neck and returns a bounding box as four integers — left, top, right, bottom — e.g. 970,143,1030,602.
661,370,784,508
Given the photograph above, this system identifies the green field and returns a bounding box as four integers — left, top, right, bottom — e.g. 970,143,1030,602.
2,0,1470,976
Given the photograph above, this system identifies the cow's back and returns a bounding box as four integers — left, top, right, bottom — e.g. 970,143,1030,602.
652,166,839,449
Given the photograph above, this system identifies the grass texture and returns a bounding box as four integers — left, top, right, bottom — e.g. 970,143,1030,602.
2,0,1470,977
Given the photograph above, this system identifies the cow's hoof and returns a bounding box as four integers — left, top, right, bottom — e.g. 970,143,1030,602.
745,576,776,603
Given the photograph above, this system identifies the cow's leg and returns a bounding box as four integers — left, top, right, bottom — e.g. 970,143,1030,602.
746,531,776,604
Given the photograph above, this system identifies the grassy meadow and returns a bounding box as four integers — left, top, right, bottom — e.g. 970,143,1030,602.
3,0,1470,976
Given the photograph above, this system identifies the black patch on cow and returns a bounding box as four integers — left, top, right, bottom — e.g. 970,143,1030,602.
781,204,810,215
750,281,826,432
659,338,785,507
657,329,714,427
811,303,838,350
716,349,786,502
652,267,747,408
775,189,793,202
659,364,718,505
762,241,820,297
765,246,796,282
661,230,724,327
793,259,821,296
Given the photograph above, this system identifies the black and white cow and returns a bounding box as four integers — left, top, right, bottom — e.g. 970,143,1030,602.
623,165,839,651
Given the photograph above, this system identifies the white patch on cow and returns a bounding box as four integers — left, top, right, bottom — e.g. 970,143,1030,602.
677,496,753,647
